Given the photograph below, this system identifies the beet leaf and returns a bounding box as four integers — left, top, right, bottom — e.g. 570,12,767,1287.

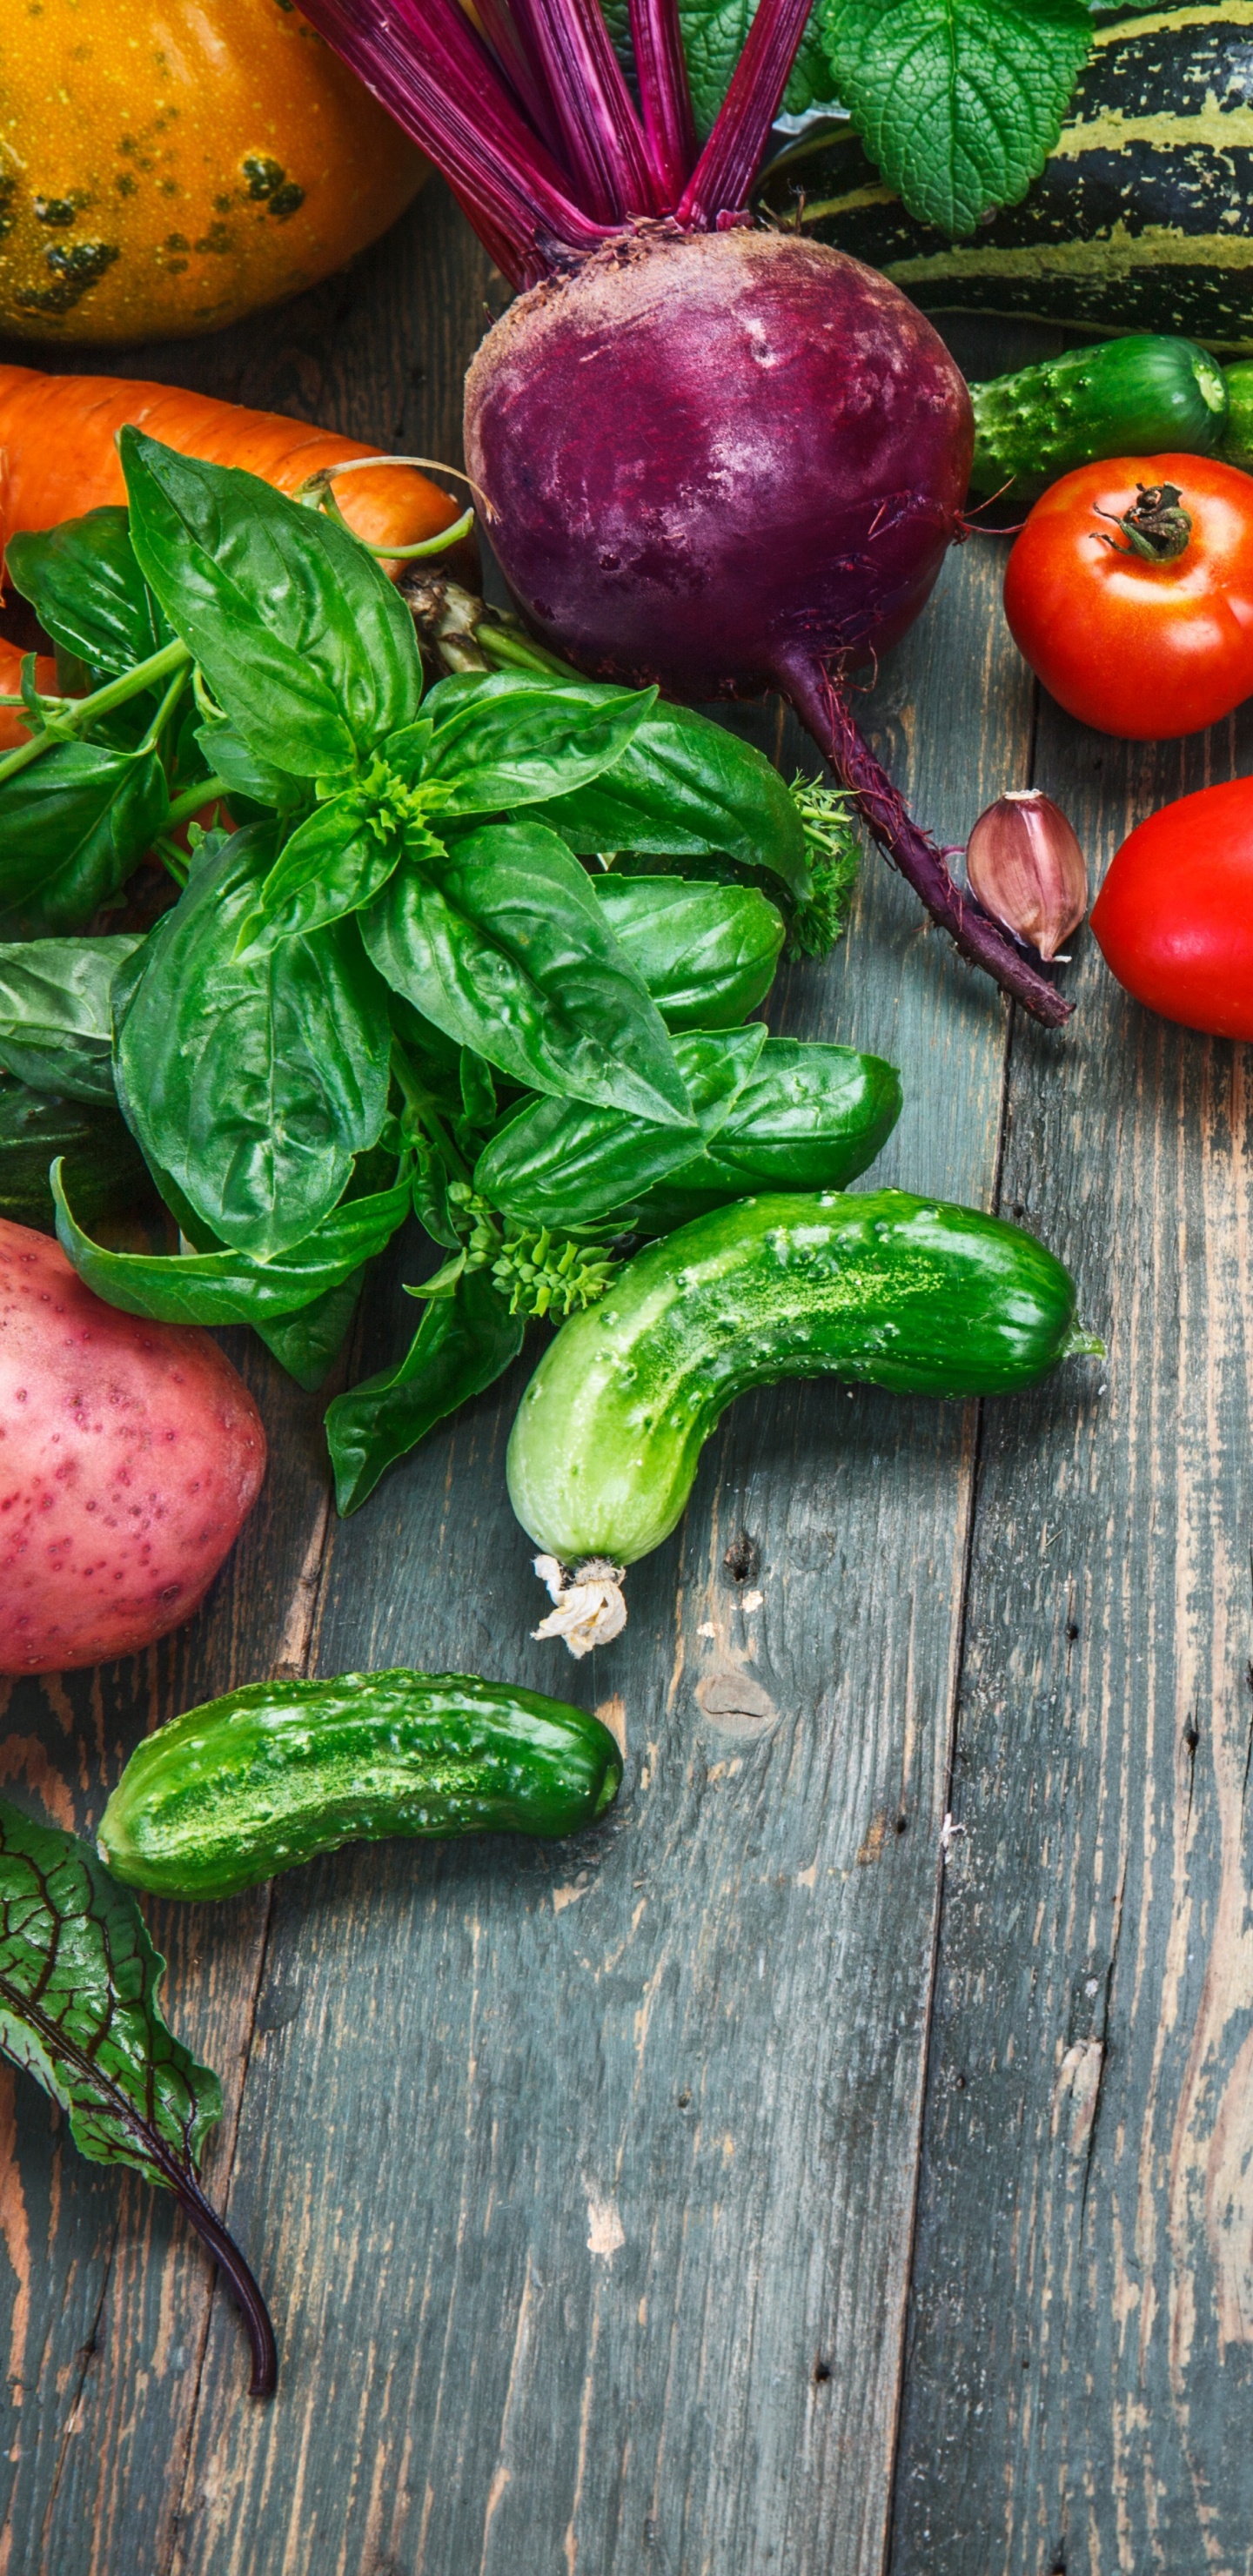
0,1795,276,2397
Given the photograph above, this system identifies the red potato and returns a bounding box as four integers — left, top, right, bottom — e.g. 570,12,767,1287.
0,1222,265,1675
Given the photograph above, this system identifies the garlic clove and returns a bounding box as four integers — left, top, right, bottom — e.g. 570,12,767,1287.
964,789,1089,963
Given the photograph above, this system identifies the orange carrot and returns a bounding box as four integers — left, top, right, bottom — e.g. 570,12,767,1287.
0,640,60,752
0,364,462,563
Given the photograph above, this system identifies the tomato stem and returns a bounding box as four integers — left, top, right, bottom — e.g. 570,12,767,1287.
1094,483,1192,564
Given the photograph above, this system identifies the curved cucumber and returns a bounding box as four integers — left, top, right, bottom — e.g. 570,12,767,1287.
98,1669,623,1902
969,335,1228,501
507,1190,1099,1566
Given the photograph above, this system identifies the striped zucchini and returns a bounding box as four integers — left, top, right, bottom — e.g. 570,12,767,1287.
759,6,1253,352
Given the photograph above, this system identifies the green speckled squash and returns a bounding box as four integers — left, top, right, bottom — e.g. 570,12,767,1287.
760,8,1253,352
0,0,424,343
99,1670,623,1901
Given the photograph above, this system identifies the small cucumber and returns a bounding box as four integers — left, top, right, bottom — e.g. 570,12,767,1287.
968,335,1229,502
507,1190,1100,1568
1221,362,1253,473
98,1669,623,1902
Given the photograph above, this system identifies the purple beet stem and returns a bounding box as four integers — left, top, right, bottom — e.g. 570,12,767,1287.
678,0,816,222
778,651,1073,1028
628,0,698,201
512,0,663,220
176,2170,278,2399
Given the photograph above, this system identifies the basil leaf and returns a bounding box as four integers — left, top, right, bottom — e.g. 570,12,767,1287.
0,1795,221,2189
476,1024,767,1231
533,702,810,897
254,1269,365,1391
53,1158,411,1326
362,821,694,1129
420,669,658,813
121,431,423,779
195,719,309,815
593,875,785,1029
325,1267,525,1514
0,742,170,934
113,824,392,1257
233,795,405,959
619,1038,905,1227
822,0,1092,237
0,1083,155,1236
6,507,171,679
0,934,143,1100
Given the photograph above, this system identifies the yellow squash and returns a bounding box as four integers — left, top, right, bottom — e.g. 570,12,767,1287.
0,0,425,342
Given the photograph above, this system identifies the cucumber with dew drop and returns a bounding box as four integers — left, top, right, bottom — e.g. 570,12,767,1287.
968,336,1229,503
98,1670,623,1902
507,1191,1102,1600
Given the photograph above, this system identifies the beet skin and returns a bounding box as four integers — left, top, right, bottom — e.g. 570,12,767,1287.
465,228,973,700
0,1221,266,1674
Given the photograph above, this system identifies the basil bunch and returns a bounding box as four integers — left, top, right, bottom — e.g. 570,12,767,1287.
0,434,883,1506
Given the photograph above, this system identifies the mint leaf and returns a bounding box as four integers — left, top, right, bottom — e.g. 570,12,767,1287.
603,0,832,138
821,0,1091,235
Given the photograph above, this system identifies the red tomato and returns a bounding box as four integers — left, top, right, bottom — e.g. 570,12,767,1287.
1003,454,1253,741
1091,776,1253,1038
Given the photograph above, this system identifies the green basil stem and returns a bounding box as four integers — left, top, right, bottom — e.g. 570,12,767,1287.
389,1036,470,1182
474,624,575,680
152,836,191,889
0,637,192,788
165,775,230,831
137,662,191,757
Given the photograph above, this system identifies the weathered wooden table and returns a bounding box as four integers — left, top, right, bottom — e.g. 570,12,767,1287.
1,178,1250,2576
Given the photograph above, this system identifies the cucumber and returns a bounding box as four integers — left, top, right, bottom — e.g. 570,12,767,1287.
1221,360,1253,470
758,10,1253,352
507,1190,1101,1569
969,336,1229,502
98,1668,623,1902
593,875,785,1029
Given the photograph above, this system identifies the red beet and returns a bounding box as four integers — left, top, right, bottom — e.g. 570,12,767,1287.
0,1221,266,1675
302,0,1069,1025
466,228,969,694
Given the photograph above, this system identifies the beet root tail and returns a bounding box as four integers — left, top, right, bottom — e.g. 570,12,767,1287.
777,650,1073,1029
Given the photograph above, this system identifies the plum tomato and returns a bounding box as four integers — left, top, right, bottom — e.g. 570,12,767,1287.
1003,455,1253,741
1090,776,1253,1038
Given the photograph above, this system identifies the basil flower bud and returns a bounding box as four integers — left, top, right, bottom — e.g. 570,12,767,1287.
965,790,1089,963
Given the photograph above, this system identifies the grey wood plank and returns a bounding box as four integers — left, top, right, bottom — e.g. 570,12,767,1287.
0,179,496,2576
164,513,1028,2574
889,691,1253,2573
0,1337,330,2576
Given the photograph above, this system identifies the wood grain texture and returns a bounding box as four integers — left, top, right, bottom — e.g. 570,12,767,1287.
0,178,497,2575
889,701,1253,2573
158,391,1026,2574
1,189,1206,2576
